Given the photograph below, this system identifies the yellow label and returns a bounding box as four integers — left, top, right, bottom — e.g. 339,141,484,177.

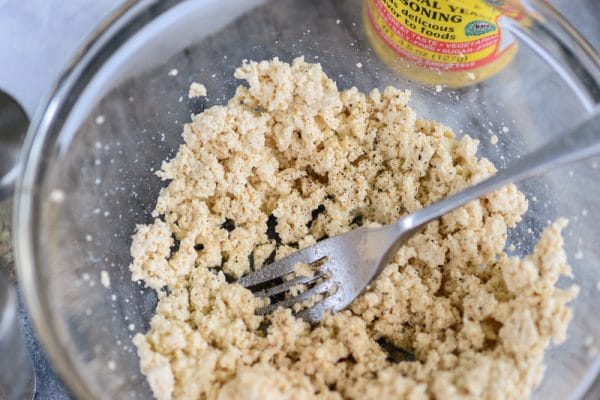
366,0,520,72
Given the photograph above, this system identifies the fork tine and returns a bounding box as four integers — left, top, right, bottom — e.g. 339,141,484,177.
253,271,325,298
238,247,325,288
294,294,336,324
255,279,334,315
295,289,352,324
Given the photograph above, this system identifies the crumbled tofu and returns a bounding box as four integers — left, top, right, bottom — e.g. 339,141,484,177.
130,58,577,400
490,134,498,144
168,68,178,77
95,115,106,125
188,82,207,98
294,262,315,278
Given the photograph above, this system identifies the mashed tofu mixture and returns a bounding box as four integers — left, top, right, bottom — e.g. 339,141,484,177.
130,58,578,400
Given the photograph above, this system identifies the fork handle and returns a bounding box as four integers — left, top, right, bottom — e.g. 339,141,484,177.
400,108,600,232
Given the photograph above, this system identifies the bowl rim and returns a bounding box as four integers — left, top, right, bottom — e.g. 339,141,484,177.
13,0,600,399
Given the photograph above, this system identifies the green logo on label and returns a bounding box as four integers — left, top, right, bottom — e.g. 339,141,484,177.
465,20,497,36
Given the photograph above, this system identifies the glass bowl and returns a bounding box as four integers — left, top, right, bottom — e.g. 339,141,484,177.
14,0,600,399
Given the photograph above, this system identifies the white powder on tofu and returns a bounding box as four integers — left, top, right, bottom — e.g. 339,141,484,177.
130,57,578,400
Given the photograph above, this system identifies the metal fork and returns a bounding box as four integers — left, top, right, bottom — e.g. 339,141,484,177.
238,110,600,324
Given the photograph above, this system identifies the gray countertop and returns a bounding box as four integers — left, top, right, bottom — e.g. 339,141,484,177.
0,0,598,399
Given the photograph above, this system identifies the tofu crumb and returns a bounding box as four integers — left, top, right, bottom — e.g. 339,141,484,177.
49,189,65,203
466,72,476,80
356,62,363,68
502,126,510,133
294,262,315,278
490,134,498,145
95,115,106,125
167,68,178,77
188,82,207,98
435,84,443,92
130,58,577,400
100,270,111,288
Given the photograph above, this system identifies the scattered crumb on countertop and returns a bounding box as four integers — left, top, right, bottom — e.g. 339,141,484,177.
49,189,65,203
188,82,207,98
100,270,111,288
